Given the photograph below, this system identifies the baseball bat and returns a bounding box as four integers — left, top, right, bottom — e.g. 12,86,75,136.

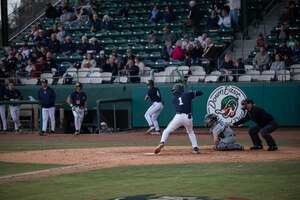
175,68,188,88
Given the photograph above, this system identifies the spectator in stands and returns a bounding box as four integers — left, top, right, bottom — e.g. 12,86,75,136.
270,54,285,71
61,36,76,55
29,46,39,62
197,33,208,48
100,15,115,32
218,8,231,29
46,24,59,39
135,56,146,76
121,49,135,69
57,0,72,15
34,30,48,47
207,10,220,30
252,46,270,72
283,54,292,68
192,39,204,61
202,37,218,73
88,37,102,54
39,47,48,60
89,14,102,32
183,52,193,68
5,50,18,78
288,1,299,24
28,24,39,41
96,50,107,71
163,5,175,23
77,36,90,55
209,0,223,14
182,34,193,50
119,5,129,18
279,7,293,27
183,1,202,36
184,43,194,56
16,64,28,78
29,62,41,78
161,26,177,44
81,51,96,68
45,3,59,19
45,52,57,71
287,33,297,56
60,7,74,26
220,54,234,70
172,40,185,61
48,33,61,55
148,30,159,45
275,40,292,58
277,24,289,42
104,57,118,76
255,33,268,50
229,0,240,33
148,5,162,23
56,25,66,42
38,56,51,74
71,7,90,26
124,59,140,83
16,54,27,70
25,58,36,73
231,58,245,82
161,39,174,61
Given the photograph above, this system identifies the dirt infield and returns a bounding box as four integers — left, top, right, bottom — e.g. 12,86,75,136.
0,129,299,183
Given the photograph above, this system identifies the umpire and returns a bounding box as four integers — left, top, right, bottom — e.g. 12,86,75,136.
229,98,278,151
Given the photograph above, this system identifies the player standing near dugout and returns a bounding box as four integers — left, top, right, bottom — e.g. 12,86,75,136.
66,82,87,135
204,113,244,151
155,84,203,154
144,80,163,135
227,98,278,151
38,79,56,136
0,82,7,132
5,81,22,133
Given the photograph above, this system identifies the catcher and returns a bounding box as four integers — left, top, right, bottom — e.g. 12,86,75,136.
204,113,244,151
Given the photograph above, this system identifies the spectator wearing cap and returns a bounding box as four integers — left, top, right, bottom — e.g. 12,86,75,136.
88,37,102,54
148,5,162,23
101,15,115,32
89,14,102,32
96,50,107,70
61,36,76,55
81,51,96,68
183,1,202,36
77,36,90,55
121,49,135,69
160,26,177,44
38,79,56,135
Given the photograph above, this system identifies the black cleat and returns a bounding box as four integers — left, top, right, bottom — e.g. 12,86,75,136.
39,131,46,136
268,145,278,151
250,145,263,150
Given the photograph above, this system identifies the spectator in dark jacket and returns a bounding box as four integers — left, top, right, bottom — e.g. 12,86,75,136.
163,5,176,23
61,36,76,55
76,36,90,55
89,14,102,32
45,3,58,19
101,15,115,32
48,33,61,55
148,5,162,23
183,1,202,36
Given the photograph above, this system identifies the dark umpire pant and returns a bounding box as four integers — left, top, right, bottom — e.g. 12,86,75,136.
249,120,278,147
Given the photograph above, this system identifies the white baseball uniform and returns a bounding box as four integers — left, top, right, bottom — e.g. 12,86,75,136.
0,105,7,130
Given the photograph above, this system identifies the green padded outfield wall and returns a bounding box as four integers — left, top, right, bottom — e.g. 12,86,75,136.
15,82,300,127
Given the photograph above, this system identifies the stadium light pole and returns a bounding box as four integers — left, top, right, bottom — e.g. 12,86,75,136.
1,0,9,46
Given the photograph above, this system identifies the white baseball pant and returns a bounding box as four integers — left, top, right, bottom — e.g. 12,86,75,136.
9,105,21,130
160,113,198,148
42,107,55,132
72,107,84,131
144,102,163,131
0,105,7,130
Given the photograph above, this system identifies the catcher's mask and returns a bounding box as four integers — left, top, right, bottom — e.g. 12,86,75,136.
241,98,253,110
204,113,218,127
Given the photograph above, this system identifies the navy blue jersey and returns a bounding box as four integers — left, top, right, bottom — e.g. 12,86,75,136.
172,91,196,114
147,87,162,102
70,91,87,108
38,87,56,108
5,89,22,106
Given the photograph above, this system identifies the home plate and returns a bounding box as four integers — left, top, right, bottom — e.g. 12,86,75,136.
143,152,156,155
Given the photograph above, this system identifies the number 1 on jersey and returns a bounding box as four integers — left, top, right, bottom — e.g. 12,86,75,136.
178,97,183,105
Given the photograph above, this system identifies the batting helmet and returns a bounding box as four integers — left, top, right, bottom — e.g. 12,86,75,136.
204,113,218,127
171,84,184,94
75,82,82,88
241,98,253,105
147,80,154,87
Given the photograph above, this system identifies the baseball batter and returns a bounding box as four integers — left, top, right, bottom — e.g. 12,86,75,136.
38,79,56,135
67,82,87,135
144,80,163,134
155,84,203,154
204,113,244,150
5,82,22,132
0,82,7,132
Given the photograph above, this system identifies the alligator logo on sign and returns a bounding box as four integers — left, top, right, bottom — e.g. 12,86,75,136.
207,85,247,123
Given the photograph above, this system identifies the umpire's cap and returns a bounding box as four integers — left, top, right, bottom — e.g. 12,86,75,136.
241,98,253,105
75,82,82,88
146,80,154,87
172,84,184,94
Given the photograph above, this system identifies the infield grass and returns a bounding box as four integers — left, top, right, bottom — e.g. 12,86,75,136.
0,161,299,200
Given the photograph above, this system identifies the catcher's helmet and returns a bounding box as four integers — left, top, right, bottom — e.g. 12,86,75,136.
147,80,154,87
204,113,218,127
241,98,253,110
75,82,82,88
172,84,184,94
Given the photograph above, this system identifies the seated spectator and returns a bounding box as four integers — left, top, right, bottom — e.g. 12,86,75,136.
46,24,59,39
197,33,208,48
34,30,48,47
181,34,193,50
160,26,177,44
88,37,102,54
76,36,90,55
29,63,41,78
56,25,66,42
161,39,174,61
57,0,73,15
45,52,57,71
183,1,202,36
277,24,289,42
16,54,27,70
45,3,59,19
275,40,292,57
218,8,231,29
26,58,37,73
220,54,234,70
148,30,159,45
100,15,115,32
192,39,204,61
255,33,267,50
81,51,96,68
270,54,285,71
231,58,245,82
61,36,76,55
283,53,292,68
123,59,140,83
29,46,39,62
39,46,48,60
183,52,192,68
184,43,194,56
37,56,51,73
71,7,90,26
89,14,101,32
148,5,161,23
16,64,28,78
163,5,175,23
121,49,135,69
172,40,185,61
252,46,270,71
207,9,220,30
60,7,74,26
104,57,118,76
96,50,107,71
48,33,61,55
28,24,39,41
20,44,30,59
119,5,129,18
286,33,297,56
135,56,146,76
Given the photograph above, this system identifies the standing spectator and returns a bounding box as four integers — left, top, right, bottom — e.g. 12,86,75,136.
207,9,220,29
100,15,115,32
45,3,59,19
163,5,175,23
48,33,61,55
160,26,177,44
88,37,102,54
255,33,267,50
154,84,203,154
89,14,102,32
144,80,164,135
0,82,7,132
229,0,240,33
161,39,174,61
124,59,140,83
135,56,146,76
5,82,22,133
66,82,88,135
96,50,107,71
183,1,202,36
270,54,285,71
81,51,96,68
61,36,76,55
5,51,18,78
172,40,185,61
218,8,231,29
252,46,270,71
148,5,161,23
202,37,218,72
228,99,278,151
77,36,90,55
38,79,56,136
